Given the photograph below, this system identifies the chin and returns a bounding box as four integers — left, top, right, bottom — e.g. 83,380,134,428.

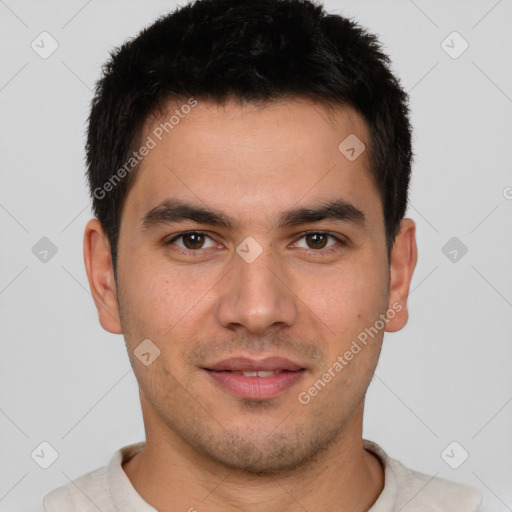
192,425,339,475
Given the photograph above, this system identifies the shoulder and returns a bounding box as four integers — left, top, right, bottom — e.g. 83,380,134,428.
364,440,484,512
388,456,483,511
42,442,146,512
42,465,112,512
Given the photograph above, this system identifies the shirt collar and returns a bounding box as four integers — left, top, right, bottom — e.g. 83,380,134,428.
107,439,395,511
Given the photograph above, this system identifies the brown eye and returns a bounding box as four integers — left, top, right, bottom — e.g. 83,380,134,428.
181,232,205,249
305,233,328,249
166,231,216,251
293,232,344,252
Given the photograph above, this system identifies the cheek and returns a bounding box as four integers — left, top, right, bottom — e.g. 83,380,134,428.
118,256,175,340
120,256,220,352
295,258,386,333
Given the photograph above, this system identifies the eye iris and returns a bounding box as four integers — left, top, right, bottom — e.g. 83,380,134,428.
306,233,327,249
183,232,204,249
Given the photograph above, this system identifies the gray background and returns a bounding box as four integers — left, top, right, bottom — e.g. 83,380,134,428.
0,0,511,510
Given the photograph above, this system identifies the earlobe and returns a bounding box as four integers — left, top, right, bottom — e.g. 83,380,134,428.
83,218,123,334
385,218,418,333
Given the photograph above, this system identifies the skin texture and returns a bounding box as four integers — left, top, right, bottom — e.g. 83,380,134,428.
84,97,417,512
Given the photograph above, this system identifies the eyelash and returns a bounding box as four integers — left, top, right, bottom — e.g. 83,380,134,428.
164,231,347,256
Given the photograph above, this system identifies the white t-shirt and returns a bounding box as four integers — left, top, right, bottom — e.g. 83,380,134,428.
42,439,484,511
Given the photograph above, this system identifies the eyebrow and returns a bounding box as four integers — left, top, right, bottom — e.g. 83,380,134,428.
141,198,366,231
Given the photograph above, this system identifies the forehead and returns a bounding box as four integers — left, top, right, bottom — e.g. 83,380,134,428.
122,98,381,228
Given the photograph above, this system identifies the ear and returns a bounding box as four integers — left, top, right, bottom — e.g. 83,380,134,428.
83,218,123,334
385,218,418,332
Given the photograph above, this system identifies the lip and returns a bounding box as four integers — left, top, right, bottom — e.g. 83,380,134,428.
205,356,304,372
203,356,306,400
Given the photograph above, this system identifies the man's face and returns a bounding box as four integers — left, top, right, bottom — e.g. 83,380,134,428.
114,98,393,473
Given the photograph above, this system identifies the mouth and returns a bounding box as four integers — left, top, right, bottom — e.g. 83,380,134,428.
203,356,307,400
224,370,293,377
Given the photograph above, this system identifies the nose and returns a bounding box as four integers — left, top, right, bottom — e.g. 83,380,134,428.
215,243,298,335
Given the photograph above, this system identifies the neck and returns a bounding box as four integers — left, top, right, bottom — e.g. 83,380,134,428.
122,401,384,512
